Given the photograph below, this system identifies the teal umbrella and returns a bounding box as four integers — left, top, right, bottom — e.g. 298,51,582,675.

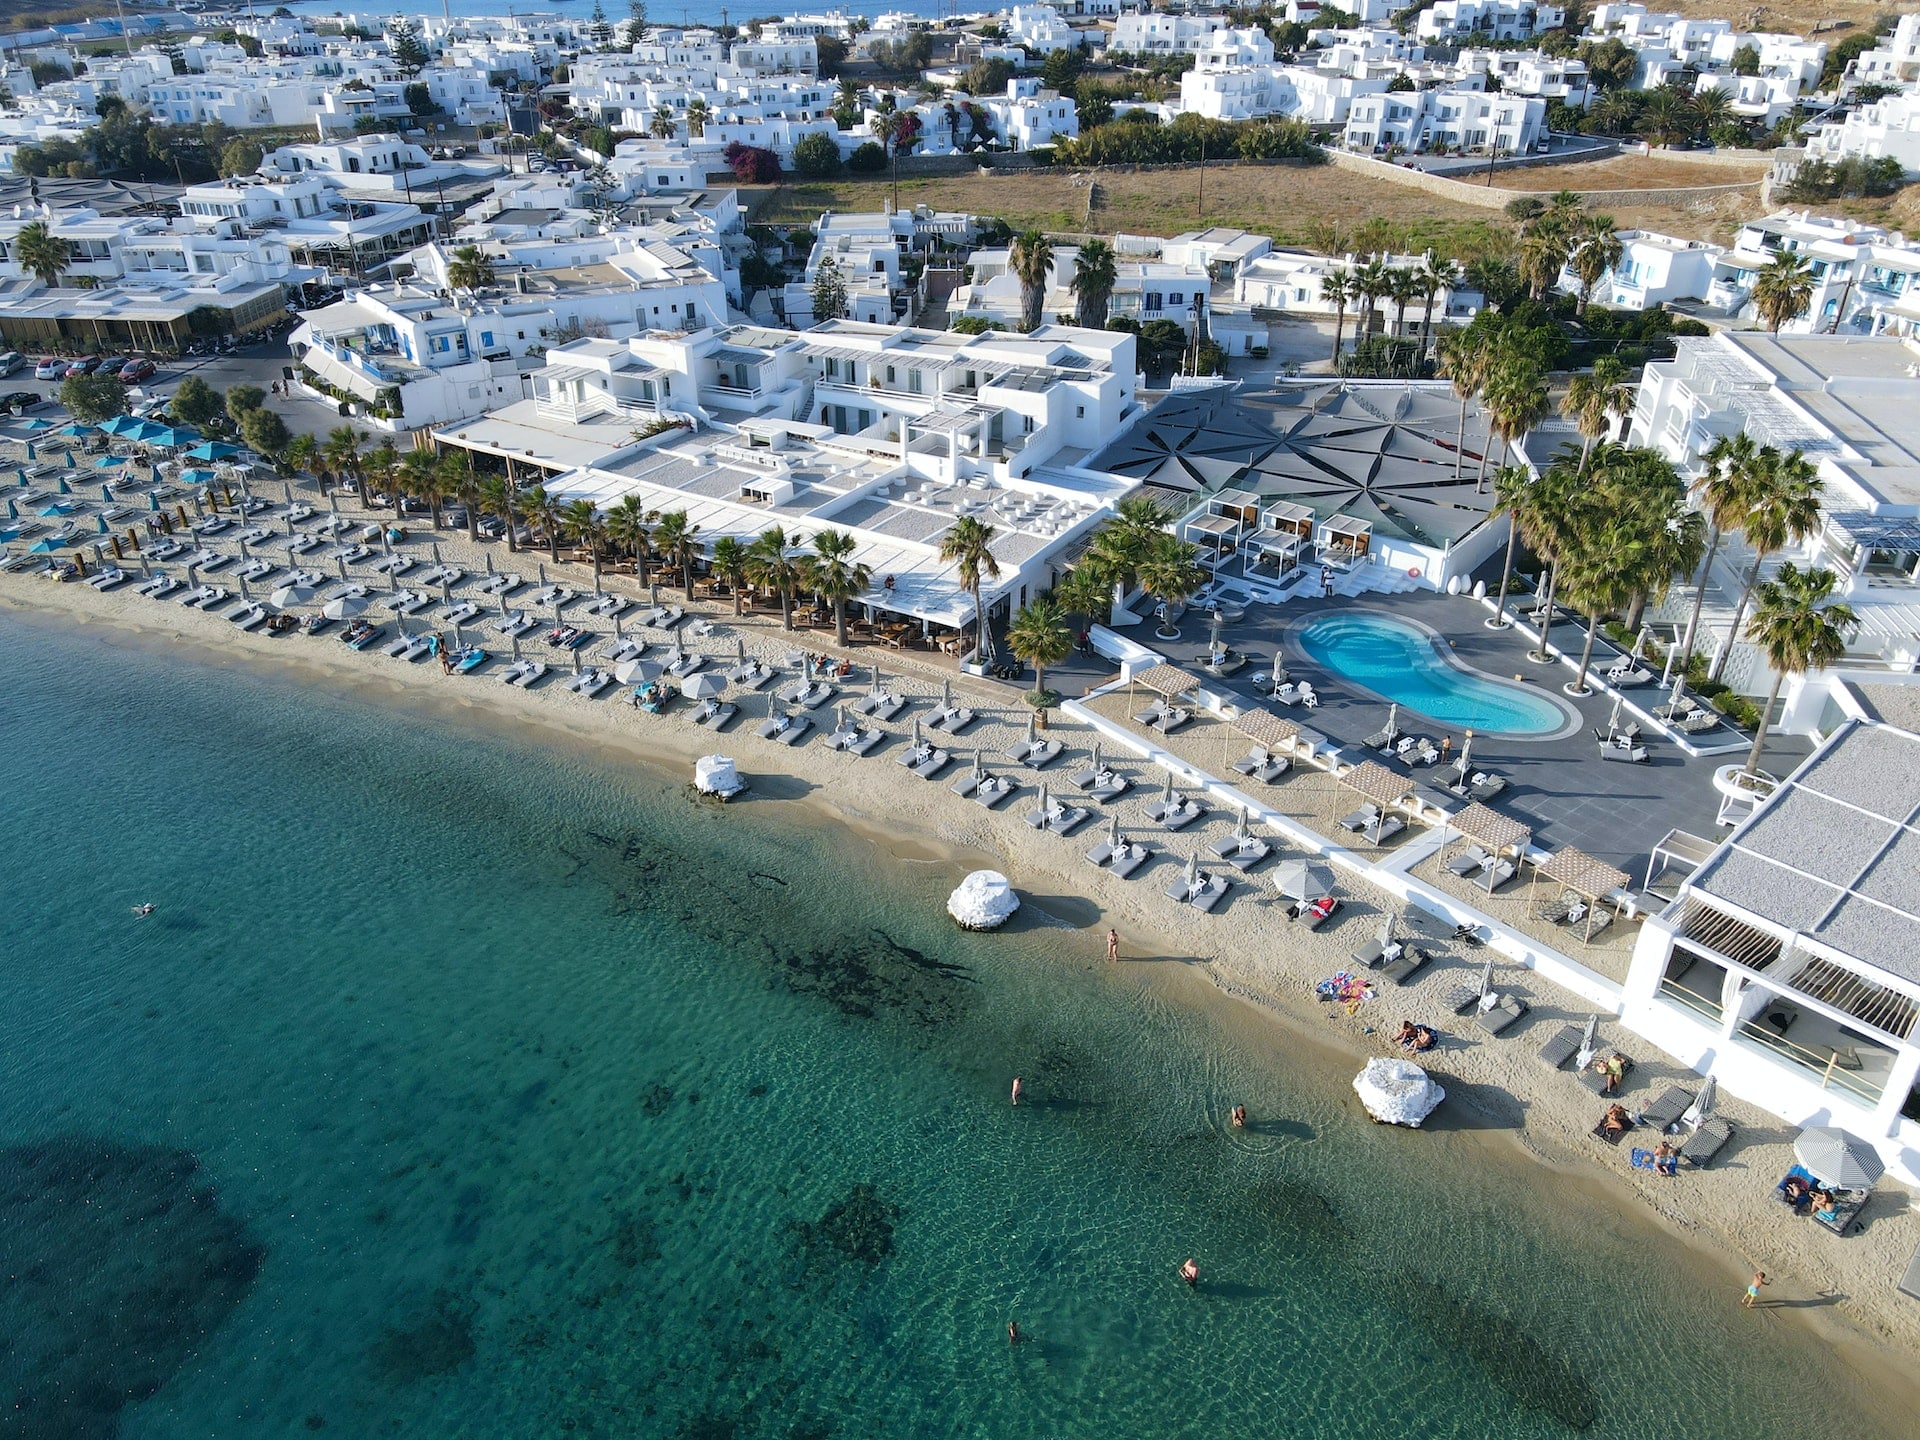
184,441,241,461
55,422,94,437
94,455,129,468
124,419,169,443
63,450,75,468
148,491,160,512
57,476,70,492
23,442,35,460
15,417,51,431
97,415,135,436
144,425,199,448
181,468,217,484
29,535,71,552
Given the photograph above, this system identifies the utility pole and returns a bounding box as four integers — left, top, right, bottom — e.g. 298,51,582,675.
1196,134,1204,219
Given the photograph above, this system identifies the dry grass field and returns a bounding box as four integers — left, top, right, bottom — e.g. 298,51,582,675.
1496,154,1770,191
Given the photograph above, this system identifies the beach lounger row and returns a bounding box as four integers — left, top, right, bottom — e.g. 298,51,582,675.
1230,748,1290,785
1085,837,1152,879
756,711,811,745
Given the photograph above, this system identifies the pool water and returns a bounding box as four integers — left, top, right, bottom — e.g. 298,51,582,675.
1296,611,1569,737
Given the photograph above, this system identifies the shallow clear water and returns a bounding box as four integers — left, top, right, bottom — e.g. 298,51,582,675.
0,615,1895,1439
1297,611,1570,737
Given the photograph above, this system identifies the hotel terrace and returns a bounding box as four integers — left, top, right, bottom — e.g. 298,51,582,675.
432,320,1144,634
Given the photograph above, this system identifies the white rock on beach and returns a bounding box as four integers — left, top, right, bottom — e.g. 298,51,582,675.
694,754,742,798
947,870,1019,930
1353,1057,1445,1128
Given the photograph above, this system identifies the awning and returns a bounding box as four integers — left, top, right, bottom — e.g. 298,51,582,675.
1134,663,1200,698
1536,846,1628,900
1233,708,1299,748
1449,802,1530,855
1341,760,1412,808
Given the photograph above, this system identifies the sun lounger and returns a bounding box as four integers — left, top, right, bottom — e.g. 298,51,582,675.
1581,1053,1635,1095
1467,774,1507,801
1166,871,1229,911
757,713,812,745
910,747,951,780
1679,1117,1732,1168
1379,947,1429,986
1898,1246,1920,1303
1338,806,1379,834
1154,707,1193,734
726,660,773,690
1484,858,1518,891
974,775,1017,808
1592,1113,1636,1146
1160,799,1205,831
1537,1024,1583,1069
950,768,982,798
1637,1086,1694,1133
1351,936,1388,968
930,705,976,734
1475,995,1529,1035
1599,740,1649,763
1218,837,1271,869
1446,846,1491,878
843,725,883,755
694,699,739,730
1292,897,1340,929
1133,700,1168,727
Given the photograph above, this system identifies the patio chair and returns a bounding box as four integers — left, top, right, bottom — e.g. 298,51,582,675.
1475,994,1529,1035
1537,1024,1582,1069
1678,709,1721,734
1637,1086,1694,1133
1679,1117,1733,1168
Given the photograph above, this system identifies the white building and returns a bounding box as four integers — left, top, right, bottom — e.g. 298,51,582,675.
1805,92,1920,178
1703,211,1910,335
1235,248,1483,331
1416,0,1566,44
1622,710,1920,1185
1553,229,1722,310
1344,85,1547,155
1002,5,1083,54
1109,13,1226,54
1852,14,1920,88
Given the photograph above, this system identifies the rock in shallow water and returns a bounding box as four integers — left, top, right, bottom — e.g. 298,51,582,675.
0,1135,264,1440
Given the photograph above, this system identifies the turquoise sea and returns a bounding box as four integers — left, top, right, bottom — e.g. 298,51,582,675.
0,613,1900,1440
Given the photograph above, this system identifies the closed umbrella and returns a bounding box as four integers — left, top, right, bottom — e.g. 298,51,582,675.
1794,1128,1884,1190
1088,741,1101,776
1576,1016,1599,1069
911,716,923,749
1234,806,1250,840
1682,1076,1716,1131
272,583,316,607
1160,770,1175,806
1384,702,1398,746
681,672,725,699
1106,813,1121,852
1185,851,1201,892
323,594,369,620
1475,960,1494,1003
1035,783,1050,821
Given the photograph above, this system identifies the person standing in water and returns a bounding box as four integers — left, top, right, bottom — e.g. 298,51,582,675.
1180,1258,1200,1288
1106,928,1119,963
1011,1077,1022,1106
1743,1271,1770,1309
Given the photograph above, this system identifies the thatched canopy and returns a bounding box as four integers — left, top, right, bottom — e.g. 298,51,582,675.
1341,760,1413,809
1234,708,1299,748
1450,803,1530,856
1537,846,1628,901
1134,663,1201,698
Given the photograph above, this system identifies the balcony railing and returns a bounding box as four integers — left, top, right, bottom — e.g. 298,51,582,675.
1735,1018,1886,1106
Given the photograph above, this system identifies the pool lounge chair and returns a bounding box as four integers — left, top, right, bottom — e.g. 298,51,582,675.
1378,945,1429,986
931,704,977,734
1292,897,1340,930
694,699,739,730
1637,1086,1694,1133
1680,1117,1733,1168
974,774,1018,808
1160,798,1205,831
1166,870,1229,912
1338,805,1380,834
903,746,950,779
1133,700,1169,727
1475,994,1529,1035
757,712,812,746
1446,845,1491,878
1231,748,1289,784
1537,1024,1583,1069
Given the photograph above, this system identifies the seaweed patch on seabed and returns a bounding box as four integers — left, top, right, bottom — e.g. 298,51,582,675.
789,1184,902,1278
1397,1277,1600,1432
763,927,974,1025
0,1136,264,1440
369,1290,478,1385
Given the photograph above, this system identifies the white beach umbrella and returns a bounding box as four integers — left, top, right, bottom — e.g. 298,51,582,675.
1794,1127,1884,1190
617,658,663,685
1385,703,1398,744
512,634,522,662
238,573,251,601
571,648,582,675
432,540,442,566
1025,711,1037,745
941,676,952,710
323,594,368,620
1088,741,1101,776
1234,806,1250,840
911,716,923,749
682,672,726,700
1576,1016,1599,1069
1682,1076,1716,1130
1185,851,1201,890
1475,959,1494,1002
1160,770,1175,805
1273,858,1331,901
1036,782,1050,820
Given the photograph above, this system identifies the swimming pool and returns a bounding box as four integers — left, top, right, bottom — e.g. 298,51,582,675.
1295,611,1572,737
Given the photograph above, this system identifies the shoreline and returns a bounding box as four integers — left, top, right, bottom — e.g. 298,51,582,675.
8,558,1920,1416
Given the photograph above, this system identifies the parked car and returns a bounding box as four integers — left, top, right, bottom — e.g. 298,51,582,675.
0,390,42,413
63,356,101,378
119,358,157,383
0,352,23,377
33,357,63,380
94,357,127,380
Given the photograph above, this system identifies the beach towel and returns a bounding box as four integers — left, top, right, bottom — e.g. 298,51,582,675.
1593,1115,1635,1146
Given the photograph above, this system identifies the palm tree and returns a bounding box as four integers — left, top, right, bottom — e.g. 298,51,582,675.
1516,453,1583,661
1518,221,1572,301
1005,594,1072,704
284,431,318,480
1415,256,1460,365
1323,267,1356,362
562,497,607,585
523,484,562,561
652,509,700,600
605,494,651,583
710,534,748,616
1480,352,1550,484
1563,355,1632,469
1353,255,1392,340
1434,326,1489,486
1009,230,1055,332
397,447,446,527
364,439,400,512
479,475,520,552
1710,446,1823,682
1136,531,1205,640
321,425,364,504
939,515,1000,661
685,97,709,137
445,245,496,290
1752,251,1815,334
1569,214,1624,315
1069,238,1117,330
1385,266,1421,341
1487,463,1533,629
1689,85,1733,140
800,527,871,646
1677,430,1758,665
1081,495,1170,604
746,524,801,629
14,220,70,287
440,450,484,543
1741,562,1858,777
650,103,676,140
1055,562,1111,631
1638,87,1690,148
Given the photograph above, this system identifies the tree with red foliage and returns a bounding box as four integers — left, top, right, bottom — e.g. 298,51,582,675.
723,142,781,183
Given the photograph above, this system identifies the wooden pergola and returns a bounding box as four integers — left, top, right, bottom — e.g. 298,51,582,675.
1531,846,1630,943
1340,759,1414,844
1223,706,1300,765
1444,803,1532,893
1127,662,1202,715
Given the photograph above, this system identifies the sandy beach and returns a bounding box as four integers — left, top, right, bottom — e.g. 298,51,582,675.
7,506,1920,1407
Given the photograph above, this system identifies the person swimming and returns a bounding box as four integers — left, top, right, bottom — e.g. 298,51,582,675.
131,902,154,916
1179,1258,1200,1288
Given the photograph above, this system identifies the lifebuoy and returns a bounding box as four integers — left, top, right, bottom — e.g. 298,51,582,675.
1408,567,1421,579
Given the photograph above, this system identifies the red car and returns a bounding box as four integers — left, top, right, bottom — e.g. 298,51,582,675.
119,358,157,383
